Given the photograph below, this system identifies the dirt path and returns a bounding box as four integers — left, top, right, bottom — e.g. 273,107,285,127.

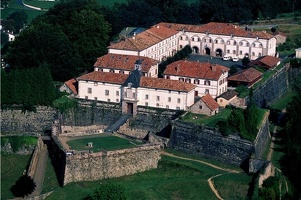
29,144,48,197
161,151,242,200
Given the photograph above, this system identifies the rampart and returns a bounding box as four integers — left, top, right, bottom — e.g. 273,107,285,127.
168,111,270,166
1,106,56,133
63,144,161,185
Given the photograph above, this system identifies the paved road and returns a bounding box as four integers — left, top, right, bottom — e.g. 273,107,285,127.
187,54,243,68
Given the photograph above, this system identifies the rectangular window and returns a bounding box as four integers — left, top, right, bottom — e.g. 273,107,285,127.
145,95,149,99
166,105,169,109
88,88,92,94
156,96,160,101
105,90,109,96
116,99,119,102
205,89,209,94
177,98,181,103
94,82,98,86
116,91,119,96
168,97,171,102
240,51,242,55
227,49,230,53
94,97,97,100
145,102,148,107
85,96,88,99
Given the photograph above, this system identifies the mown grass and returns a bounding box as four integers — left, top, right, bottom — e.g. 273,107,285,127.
23,0,58,9
181,108,232,127
45,149,249,200
214,173,252,200
42,156,60,194
66,135,142,152
1,153,31,200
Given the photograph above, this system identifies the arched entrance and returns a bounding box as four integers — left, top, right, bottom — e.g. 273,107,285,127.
204,47,210,55
192,46,199,54
215,49,223,57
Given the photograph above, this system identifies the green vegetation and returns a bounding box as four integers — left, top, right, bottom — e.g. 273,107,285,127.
270,90,298,110
53,96,78,113
1,66,56,108
23,0,58,9
1,153,31,199
42,157,60,194
214,173,251,199
1,136,37,152
66,136,142,152
181,108,232,127
84,183,126,200
45,149,249,200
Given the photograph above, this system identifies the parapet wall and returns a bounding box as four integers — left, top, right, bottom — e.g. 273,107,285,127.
169,112,270,166
63,144,161,185
27,137,44,178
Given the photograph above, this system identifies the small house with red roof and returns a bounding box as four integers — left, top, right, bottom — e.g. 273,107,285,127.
60,78,78,97
190,94,219,116
94,53,159,77
216,90,238,108
163,60,229,98
227,68,263,88
248,56,281,70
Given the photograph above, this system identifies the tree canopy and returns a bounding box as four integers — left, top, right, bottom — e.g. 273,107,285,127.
4,0,111,81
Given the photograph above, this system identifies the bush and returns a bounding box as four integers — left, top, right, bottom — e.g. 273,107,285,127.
83,183,126,200
52,95,77,113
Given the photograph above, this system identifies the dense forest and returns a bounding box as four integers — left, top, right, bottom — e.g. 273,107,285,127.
2,0,301,82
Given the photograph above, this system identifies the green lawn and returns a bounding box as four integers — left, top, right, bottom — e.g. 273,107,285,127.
42,156,60,194
66,135,142,152
181,108,232,127
45,149,249,200
1,153,31,200
23,0,58,9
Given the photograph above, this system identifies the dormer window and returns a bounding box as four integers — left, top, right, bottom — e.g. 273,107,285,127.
128,82,132,88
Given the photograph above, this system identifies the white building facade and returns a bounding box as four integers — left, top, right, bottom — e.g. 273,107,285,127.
108,25,180,61
157,22,277,60
164,60,229,98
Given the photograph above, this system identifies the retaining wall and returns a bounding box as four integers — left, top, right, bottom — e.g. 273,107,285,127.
27,137,44,178
63,144,161,185
168,112,270,166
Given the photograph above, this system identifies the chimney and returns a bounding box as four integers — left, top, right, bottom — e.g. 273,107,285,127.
132,32,136,39
211,65,216,72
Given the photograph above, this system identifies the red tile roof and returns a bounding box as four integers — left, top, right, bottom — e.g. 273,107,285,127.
64,78,78,94
77,71,196,92
108,25,178,51
140,77,196,92
201,94,219,111
94,53,158,72
227,67,263,83
157,22,274,39
77,71,128,84
258,56,281,68
164,60,229,80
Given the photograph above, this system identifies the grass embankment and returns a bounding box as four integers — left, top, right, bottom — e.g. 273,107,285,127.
1,136,37,152
66,135,142,152
45,149,249,200
181,108,232,127
1,153,31,199
269,90,298,110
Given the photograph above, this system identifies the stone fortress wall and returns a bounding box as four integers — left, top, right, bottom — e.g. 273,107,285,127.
62,144,161,185
168,111,270,166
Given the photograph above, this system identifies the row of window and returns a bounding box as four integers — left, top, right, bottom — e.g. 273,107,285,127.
145,102,181,110
180,36,263,47
178,78,211,85
226,49,262,57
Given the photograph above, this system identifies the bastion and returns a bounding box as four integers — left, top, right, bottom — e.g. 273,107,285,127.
52,134,161,185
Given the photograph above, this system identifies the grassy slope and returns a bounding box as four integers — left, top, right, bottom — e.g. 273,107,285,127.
1,153,31,199
45,150,249,200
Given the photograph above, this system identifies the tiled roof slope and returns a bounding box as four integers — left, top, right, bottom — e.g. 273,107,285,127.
77,71,128,84
227,67,263,82
217,90,238,100
64,78,78,94
259,56,281,68
164,60,229,80
77,71,196,92
201,94,219,111
140,77,196,92
157,22,274,39
108,25,178,51
94,54,158,72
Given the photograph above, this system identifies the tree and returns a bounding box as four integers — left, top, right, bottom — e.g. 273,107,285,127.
10,175,36,197
6,11,28,33
1,32,9,46
229,65,238,75
242,56,251,67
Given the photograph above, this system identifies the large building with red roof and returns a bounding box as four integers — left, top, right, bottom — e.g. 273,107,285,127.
158,22,276,60
163,60,229,98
